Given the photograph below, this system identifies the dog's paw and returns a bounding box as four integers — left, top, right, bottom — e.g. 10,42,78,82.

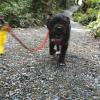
57,62,66,66
50,55,56,59
56,51,60,55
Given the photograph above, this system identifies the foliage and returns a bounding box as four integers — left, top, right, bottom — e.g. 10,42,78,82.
73,12,87,24
73,0,99,24
79,0,100,12
0,0,75,27
0,0,33,27
73,8,98,25
88,13,100,38
73,0,100,37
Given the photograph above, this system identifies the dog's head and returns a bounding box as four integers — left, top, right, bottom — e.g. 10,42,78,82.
53,24,66,39
47,13,70,40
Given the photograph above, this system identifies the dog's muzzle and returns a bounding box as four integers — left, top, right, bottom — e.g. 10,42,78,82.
51,24,65,45
53,24,65,38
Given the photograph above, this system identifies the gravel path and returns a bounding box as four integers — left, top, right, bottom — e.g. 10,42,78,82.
0,6,100,100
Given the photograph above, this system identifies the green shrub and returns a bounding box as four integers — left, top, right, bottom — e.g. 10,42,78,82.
86,8,98,23
73,12,83,22
73,0,100,25
88,13,100,37
73,11,97,25
80,0,100,12
91,0,100,9
79,15,89,25
73,0,100,37
0,0,44,27
0,0,32,27
0,0,75,27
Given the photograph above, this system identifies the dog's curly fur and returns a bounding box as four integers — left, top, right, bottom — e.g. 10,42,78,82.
47,13,71,66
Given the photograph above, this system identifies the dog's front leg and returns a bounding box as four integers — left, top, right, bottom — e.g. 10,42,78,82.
58,42,68,66
49,41,56,55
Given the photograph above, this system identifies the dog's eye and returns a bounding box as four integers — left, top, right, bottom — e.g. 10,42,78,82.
63,21,67,25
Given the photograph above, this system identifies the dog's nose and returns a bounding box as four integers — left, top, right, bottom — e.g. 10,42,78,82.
56,26,63,30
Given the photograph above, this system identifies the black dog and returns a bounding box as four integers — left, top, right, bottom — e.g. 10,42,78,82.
47,13,71,66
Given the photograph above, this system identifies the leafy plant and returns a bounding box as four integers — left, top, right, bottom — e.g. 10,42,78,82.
0,0,75,27
73,0,100,37
88,13,100,38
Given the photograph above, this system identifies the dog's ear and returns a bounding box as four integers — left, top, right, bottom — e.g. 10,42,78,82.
64,16,70,24
46,13,53,29
47,13,53,19
48,13,53,17
47,13,53,23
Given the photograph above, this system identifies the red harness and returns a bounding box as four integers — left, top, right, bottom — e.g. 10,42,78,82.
50,32,63,45
51,38,62,45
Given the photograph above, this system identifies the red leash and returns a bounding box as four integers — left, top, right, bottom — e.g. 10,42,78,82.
8,27,49,52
